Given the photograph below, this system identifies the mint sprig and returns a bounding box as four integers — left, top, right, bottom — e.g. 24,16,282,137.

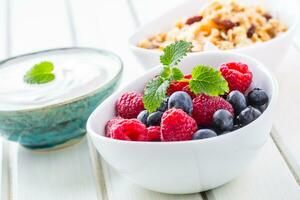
189,65,229,96
143,41,191,112
142,41,229,113
24,61,55,84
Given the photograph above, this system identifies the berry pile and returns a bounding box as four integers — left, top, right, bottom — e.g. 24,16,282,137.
104,62,269,142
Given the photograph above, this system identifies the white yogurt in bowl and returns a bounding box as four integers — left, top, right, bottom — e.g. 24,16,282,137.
0,47,123,150
0,48,121,111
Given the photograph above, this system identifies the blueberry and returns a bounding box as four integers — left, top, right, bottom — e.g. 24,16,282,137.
157,98,169,112
237,106,262,126
193,129,217,140
232,124,241,131
248,88,269,106
147,111,163,126
219,123,242,135
219,131,230,135
212,109,234,132
168,91,193,114
254,103,268,113
226,90,247,115
137,110,148,125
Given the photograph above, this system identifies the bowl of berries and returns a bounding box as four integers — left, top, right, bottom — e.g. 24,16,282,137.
87,41,277,194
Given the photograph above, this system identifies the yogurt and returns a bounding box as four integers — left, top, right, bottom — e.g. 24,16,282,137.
0,49,121,111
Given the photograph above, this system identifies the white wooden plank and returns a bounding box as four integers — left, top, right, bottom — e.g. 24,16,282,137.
102,159,203,200
272,46,300,183
205,139,300,200
9,0,98,199
15,137,98,200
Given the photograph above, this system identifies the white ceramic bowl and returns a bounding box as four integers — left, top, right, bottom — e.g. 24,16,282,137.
129,0,299,70
87,52,278,194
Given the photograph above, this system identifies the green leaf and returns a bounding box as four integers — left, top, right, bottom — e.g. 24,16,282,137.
24,61,55,84
160,66,184,81
160,66,171,79
189,65,229,96
143,77,170,113
160,41,192,66
171,67,184,81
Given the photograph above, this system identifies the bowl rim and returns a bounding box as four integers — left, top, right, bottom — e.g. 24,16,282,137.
128,0,299,55
0,47,123,113
87,51,278,145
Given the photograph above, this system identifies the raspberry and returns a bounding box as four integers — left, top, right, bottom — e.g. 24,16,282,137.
167,81,188,96
182,85,196,99
220,62,253,93
161,108,197,141
192,94,234,127
116,92,144,119
166,74,192,96
105,117,124,137
110,119,148,141
147,126,161,141
184,74,192,79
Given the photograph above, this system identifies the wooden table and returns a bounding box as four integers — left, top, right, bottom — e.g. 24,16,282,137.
1,0,300,199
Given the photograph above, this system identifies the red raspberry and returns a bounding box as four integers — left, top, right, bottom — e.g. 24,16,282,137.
110,119,148,141
161,108,197,141
220,62,253,93
182,85,196,99
116,92,144,119
167,74,192,96
192,94,234,126
167,81,188,96
105,117,124,137
184,74,192,79
147,126,161,141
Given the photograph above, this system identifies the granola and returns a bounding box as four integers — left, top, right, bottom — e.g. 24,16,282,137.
138,1,288,52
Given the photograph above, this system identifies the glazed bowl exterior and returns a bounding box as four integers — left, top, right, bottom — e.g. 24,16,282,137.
129,0,299,70
0,48,123,150
87,52,278,194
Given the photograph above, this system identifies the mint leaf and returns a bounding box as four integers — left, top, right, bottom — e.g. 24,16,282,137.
160,41,192,66
160,66,171,79
171,67,184,81
160,66,183,81
24,61,55,84
189,65,229,96
143,77,170,112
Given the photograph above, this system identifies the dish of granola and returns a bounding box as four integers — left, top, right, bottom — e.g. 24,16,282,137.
138,1,288,52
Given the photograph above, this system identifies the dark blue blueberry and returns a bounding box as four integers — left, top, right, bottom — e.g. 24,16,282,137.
237,106,261,126
157,98,169,112
218,131,230,135
212,109,234,132
232,124,241,131
226,90,247,115
168,91,193,114
193,129,217,140
137,110,148,125
248,88,269,106
147,111,163,126
254,103,268,113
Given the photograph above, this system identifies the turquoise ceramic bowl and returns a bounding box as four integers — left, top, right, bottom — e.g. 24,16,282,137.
0,47,123,150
